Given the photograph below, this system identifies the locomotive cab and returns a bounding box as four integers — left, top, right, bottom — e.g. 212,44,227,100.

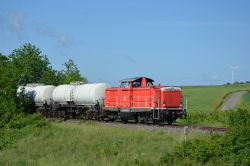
120,77,154,88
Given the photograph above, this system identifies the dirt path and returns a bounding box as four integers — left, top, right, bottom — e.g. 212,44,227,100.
221,91,247,111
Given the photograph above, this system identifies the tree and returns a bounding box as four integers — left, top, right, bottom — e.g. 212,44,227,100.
62,59,87,84
0,53,20,126
39,67,61,85
9,43,58,86
0,53,11,88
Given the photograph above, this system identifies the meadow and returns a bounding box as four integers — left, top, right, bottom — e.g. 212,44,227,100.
178,84,250,126
1,84,250,165
0,122,205,166
181,83,250,112
237,91,250,110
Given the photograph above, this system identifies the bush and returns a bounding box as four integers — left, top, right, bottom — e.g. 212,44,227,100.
8,112,47,129
161,109,250,166
226,108,250,128
0,113,47,150
180,110,226,126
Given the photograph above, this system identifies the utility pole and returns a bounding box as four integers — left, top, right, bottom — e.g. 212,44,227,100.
229,65,239,84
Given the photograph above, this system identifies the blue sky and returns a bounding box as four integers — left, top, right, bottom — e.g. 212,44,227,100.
0,0,249,86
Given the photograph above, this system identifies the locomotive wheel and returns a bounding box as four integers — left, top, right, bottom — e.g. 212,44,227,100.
153,119,158,125
164,110,173,125
166,118,173,125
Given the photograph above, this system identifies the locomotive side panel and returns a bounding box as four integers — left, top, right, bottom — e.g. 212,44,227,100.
104,88,120,110
131,87,153,108
161,91,182,108
161,87,182,108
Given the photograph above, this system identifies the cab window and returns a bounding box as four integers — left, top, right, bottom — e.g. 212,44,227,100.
146,81,153,86
132,81,141,87
120,82,129,88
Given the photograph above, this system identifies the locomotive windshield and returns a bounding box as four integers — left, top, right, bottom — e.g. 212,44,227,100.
120,82,129,88
146,81,153,86
132,81,141,87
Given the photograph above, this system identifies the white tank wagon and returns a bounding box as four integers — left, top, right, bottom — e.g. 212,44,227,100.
52,83,108,106
72,83,108,106
52,84,75,105
17,84,56,106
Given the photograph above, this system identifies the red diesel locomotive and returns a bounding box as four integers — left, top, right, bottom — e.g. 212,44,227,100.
19,76,186,124
103,77,186,124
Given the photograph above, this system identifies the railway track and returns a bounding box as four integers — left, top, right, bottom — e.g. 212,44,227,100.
48,118,228,135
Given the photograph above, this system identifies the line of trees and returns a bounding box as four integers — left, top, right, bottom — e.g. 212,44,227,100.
5,43,87,86
0,43,87,149
225,81,250,85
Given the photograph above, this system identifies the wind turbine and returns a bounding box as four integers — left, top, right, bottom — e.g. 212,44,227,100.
228,65,239,84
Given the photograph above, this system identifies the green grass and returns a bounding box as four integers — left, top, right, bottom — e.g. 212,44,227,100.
2,84,250,165
0,122,204,166
237,91,250,110
177,84,250,127
182,83,250,112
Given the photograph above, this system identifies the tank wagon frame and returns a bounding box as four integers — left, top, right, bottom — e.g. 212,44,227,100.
18,77,187,125
44,82,107,119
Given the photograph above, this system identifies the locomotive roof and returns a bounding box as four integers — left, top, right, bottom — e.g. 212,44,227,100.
119,77,154,82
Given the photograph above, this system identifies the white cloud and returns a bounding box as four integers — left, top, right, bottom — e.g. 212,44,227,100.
0,12,26,39
0,12,73,46
8,12,23,32
34,23,73,46
58,34,72,46
33,24,73,46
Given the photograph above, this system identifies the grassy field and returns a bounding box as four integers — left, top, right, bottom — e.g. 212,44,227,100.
1,85,250,165
237,91,250,110
0,122,205,166
176,84,250,127
181,83,250,112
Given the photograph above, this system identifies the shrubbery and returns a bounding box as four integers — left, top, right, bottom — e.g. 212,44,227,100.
180,110,227,126
0,113,47,150
161,109,250,166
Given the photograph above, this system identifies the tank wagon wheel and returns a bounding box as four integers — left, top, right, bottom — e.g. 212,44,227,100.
96,116,101,121
134,114,139,123
141,120,145,124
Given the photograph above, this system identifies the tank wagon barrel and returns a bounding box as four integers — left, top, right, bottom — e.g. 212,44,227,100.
52,83,107,105
17,84,56,106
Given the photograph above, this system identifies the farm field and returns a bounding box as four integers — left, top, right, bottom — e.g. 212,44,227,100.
0,122,205,166
173,84,250,127
181,83,250,112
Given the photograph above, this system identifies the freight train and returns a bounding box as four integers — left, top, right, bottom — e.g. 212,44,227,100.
17,77,187,124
